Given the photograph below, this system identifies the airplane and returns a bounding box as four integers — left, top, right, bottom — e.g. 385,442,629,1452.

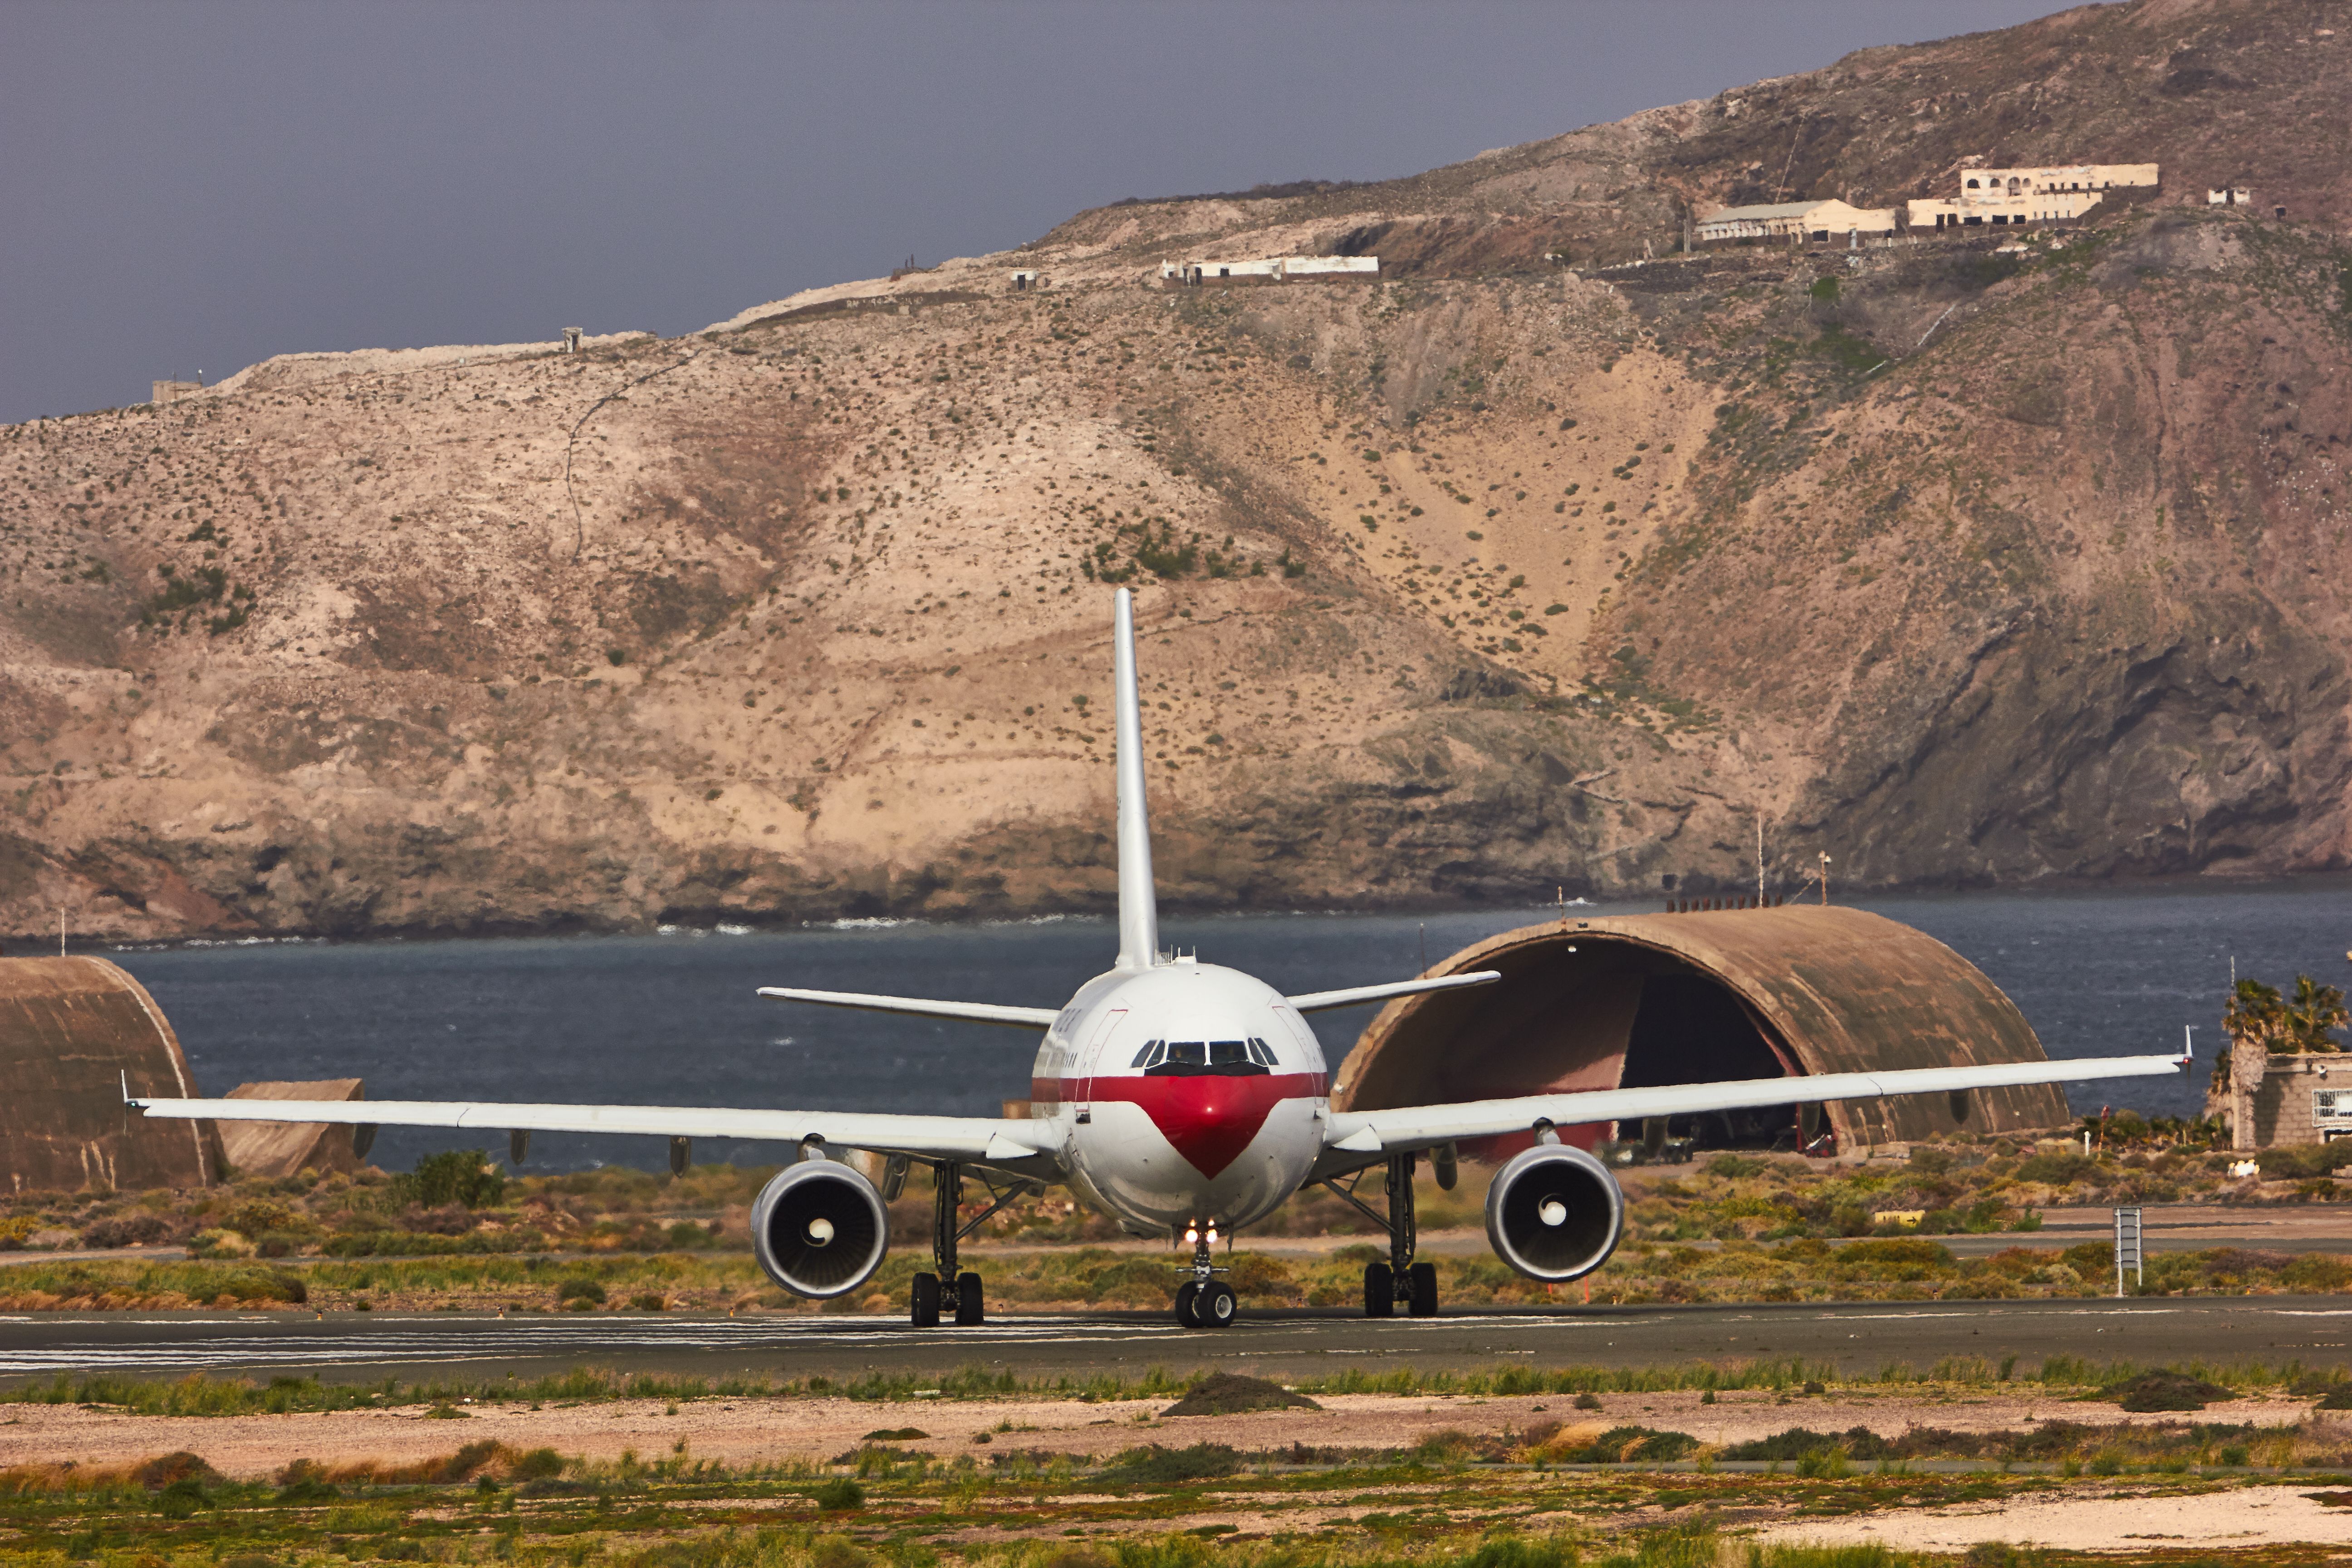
130,588,2190,1330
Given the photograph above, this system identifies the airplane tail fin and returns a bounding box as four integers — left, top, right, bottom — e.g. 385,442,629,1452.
1112,588,1160,970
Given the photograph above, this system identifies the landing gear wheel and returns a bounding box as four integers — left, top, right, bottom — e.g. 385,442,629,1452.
911,1272,941,1328
1174,1280,1202,1327
954,1271,985,1326
1363,1261,1394,1318
1198,1281,1237,1328
1408,1262,1438,1318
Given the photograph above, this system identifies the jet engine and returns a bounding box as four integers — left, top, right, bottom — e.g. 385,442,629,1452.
751,1159,890,1298
1484,1141,1624,1282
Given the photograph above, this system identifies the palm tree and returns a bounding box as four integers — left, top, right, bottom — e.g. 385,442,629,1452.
2288,975,2350,1052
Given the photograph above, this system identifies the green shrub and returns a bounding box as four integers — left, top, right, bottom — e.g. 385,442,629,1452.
154,1477,210,1517
404,1150,506,1209
557,1275,606,1304
212,1268,307,1305
1106,1443,1240,1482
813,1477,864,1510
2015,1150,2098,1185
1556,1426,1698,1464
511,1447,564,1480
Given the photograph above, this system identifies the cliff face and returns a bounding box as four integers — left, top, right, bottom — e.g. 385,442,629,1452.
3,0,2347,941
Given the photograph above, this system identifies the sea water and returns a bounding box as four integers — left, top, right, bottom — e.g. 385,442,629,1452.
113,881,2352,1174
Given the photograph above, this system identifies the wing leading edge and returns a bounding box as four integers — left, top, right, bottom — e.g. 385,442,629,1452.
128,1095,1052,1166
1319,1051,2188,1162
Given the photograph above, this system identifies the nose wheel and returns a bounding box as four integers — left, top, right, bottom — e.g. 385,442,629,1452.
1174,1227,1237,1328
1175,1278,1236,1328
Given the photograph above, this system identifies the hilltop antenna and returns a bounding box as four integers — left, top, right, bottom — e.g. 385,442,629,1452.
1775,113,1811,204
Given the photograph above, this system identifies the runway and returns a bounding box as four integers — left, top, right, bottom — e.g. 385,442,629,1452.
4,1295,2348,1387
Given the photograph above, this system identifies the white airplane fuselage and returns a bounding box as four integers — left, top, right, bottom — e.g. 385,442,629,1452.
1028,959,1327,1238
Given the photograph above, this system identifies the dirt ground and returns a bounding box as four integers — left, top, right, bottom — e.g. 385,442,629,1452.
0,1386,2318,1479
1748,1484,2352,1553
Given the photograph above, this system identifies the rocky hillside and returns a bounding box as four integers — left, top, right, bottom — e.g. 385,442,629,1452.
2,0,2347,941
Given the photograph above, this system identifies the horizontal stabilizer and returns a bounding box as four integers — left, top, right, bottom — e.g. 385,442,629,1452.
1288,970,1502,1014
757,986,1058,1029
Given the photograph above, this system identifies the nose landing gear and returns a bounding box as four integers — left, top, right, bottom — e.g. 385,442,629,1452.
1174,1225,1237,1328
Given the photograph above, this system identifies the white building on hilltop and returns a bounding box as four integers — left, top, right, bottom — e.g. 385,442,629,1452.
1960,162,2158,197
1909,189,2106,230
1158,255,1379,285
1910,161,2158,232
1694,197,1896,245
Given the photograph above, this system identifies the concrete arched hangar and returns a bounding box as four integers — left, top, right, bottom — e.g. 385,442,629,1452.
1332,905,2066,1156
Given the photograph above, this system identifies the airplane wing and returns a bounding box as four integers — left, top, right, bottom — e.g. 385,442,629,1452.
1318,1050,2188,1163
757,986,1059,1029
128,1093,1055,1166
1287,971,1502,1013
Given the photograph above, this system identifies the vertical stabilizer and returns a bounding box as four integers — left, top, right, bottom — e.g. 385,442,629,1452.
1112,588,1160,970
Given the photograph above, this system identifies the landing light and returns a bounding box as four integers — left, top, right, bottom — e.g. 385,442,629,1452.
807,1217,836,1246
1184,1227,1199,1244
1539,1199,1568,1228
1206,1226,1219,1244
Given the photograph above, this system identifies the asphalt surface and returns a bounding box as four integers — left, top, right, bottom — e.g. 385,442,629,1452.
5,1295,2351,1387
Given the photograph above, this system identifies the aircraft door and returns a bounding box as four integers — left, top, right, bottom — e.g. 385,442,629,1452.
1075,1009,1127,1123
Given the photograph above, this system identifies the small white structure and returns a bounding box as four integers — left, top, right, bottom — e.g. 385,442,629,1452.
1694,198,1896,245
2208,186,2257,207
1009,269,1044,291
1158,255,1378,285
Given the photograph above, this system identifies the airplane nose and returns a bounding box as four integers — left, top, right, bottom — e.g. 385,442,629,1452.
807,1216,837,1246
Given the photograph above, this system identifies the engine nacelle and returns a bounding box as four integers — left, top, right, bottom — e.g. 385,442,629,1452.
751,1160,889,1298
1484,1141,1624,1282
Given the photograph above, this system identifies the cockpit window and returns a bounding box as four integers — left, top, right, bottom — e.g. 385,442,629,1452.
1247,1037,1276,1067
1144,1038,1270,1077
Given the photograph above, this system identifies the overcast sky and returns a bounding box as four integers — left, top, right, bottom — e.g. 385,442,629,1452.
3,0,2072,426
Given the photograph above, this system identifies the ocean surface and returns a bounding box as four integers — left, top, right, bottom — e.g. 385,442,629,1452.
109,882,2352,1175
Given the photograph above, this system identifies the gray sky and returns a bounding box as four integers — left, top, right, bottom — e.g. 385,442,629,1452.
3,0,2070,426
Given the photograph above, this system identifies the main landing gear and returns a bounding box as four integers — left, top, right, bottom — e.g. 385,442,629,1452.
1174,1224,1237,1328
910,1161,1024,1328
1325,1152,1440,1319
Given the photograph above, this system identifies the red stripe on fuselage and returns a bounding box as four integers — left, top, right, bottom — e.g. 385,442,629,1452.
1066,1072,1325,1179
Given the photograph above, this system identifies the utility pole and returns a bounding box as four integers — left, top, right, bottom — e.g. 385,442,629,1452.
1817,852,1832,905
1756,818,1766,904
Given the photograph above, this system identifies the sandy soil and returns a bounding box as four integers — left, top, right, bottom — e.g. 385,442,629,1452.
0,1387,2316,1479
1749,1484,2352,1553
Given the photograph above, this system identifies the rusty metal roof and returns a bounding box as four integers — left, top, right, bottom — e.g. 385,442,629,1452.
0,956,220,1194
1332,905,2065,1149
